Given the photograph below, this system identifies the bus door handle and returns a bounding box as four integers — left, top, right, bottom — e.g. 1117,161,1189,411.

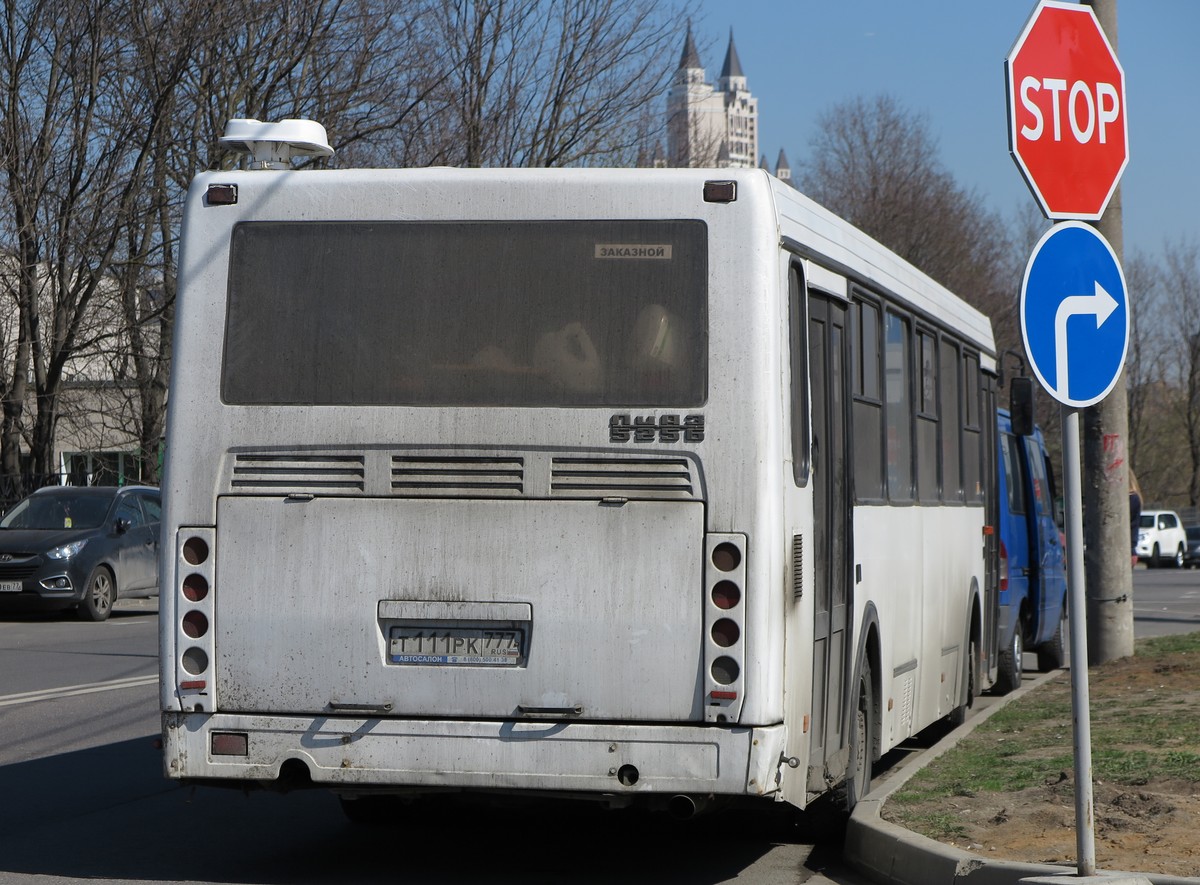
328,700,394,715
517,704,583,718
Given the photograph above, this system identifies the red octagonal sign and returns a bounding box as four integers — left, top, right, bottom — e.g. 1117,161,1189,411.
1006,0,1128,220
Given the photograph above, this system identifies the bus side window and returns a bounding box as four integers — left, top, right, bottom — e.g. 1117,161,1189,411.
916,329,939,502
884,309,913,502
940,338,962,502
962,352,983,502
852,295,884,501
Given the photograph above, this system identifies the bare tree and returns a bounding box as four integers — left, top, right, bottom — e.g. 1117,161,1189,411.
1,0,700,493
106,0,446,482
1123,251,1164,487
799,95,1011,305
426,0,691,168
1157,239,1200,507
0,0,195,485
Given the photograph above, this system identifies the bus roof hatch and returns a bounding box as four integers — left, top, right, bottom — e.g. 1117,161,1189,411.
219,118,334,170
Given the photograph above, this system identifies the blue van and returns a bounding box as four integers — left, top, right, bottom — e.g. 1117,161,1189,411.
994,409,1068,694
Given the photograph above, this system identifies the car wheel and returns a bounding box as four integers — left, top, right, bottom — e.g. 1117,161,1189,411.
996,626,1024,694
1149,544,1160,568
1174,546,1185,569
78,565,115,622
1037,611,1066,672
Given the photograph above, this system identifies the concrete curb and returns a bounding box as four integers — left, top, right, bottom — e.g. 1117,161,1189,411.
843,669,1200,885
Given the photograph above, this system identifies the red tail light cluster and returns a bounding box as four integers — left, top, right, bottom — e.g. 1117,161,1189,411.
177,529,215,710
705,535,746,724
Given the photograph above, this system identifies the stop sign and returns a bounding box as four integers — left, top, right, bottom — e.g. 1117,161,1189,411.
1005,0,1128,220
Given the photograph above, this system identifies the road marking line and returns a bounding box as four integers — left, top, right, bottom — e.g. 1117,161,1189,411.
0,674,157,707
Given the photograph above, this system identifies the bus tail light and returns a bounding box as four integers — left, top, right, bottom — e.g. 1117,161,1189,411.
704,533,746,723
999,540,1009,593
211,732,248,757
176,528,216,711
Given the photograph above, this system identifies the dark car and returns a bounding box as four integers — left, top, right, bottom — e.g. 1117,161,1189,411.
1186,526,1200,569
0,485,161,621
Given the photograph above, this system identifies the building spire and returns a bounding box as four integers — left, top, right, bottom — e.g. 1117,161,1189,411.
678,21,702,70
719,29,744,80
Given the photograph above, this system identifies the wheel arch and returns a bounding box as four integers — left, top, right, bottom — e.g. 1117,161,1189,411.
852,601,882,763
966,577,983,702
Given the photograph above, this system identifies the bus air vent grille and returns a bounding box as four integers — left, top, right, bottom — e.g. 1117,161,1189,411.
792,534,804,600
550,457,694,500
391,456,525,497
231,455,365,492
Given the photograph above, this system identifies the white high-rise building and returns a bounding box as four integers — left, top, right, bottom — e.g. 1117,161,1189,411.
666,27,757,169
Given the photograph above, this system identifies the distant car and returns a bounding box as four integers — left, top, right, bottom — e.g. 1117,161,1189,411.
1186,526,1200,570
0,485,161,620
1135,509,1188,569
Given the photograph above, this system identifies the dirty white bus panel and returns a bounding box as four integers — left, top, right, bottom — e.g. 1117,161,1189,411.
160,119,1000,820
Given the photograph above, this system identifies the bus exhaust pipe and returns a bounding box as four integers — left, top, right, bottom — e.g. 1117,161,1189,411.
667,794,710,820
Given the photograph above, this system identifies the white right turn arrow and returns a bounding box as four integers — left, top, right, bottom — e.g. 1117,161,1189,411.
1054,281,1119,401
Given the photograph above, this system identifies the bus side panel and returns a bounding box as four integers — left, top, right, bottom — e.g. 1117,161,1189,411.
854,504,984,749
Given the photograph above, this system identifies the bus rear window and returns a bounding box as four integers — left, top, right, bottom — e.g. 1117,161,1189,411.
222,220,708,407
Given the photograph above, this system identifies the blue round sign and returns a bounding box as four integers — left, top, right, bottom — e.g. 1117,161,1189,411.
1020,221,1128,408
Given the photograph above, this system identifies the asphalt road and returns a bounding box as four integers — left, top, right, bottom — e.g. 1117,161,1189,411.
2,566,1193,885
0,599,867,885
1129,561,1200,637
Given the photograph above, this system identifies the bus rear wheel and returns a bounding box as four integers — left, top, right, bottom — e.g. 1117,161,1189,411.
949,639,976,726
838,659,874,813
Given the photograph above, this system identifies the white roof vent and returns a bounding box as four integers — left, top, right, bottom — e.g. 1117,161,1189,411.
219,118,334,170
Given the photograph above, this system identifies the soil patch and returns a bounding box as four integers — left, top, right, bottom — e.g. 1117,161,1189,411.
882,634,1200,878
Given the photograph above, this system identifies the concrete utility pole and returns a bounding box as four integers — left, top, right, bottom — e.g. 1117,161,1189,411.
1082,0,1135,665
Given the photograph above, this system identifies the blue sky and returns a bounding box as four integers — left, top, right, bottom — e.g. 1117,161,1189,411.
690,1,1196,258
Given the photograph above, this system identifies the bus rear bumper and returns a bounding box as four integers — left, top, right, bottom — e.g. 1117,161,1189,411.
161,712,787,799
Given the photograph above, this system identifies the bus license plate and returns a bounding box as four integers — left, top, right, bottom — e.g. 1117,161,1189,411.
388,626,525,666
0,581,21,593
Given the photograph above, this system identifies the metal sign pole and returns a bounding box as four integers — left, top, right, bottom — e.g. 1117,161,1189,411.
1062,405,1096,876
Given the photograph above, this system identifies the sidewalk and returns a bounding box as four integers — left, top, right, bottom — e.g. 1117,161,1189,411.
843,669,1200,885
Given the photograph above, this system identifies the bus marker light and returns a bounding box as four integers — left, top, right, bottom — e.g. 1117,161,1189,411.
180,680,207,691
703,180,737,203
710,690,737,701
205,184,238,206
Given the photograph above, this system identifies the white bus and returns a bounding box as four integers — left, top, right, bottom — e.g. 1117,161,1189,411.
160,119,999,818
